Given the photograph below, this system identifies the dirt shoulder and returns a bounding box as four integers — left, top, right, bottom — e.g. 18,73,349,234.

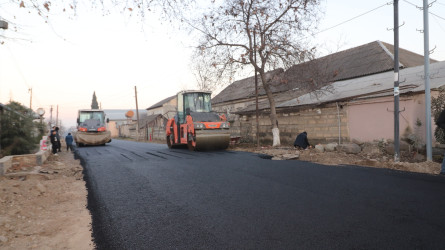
231,144,442,175
0,151,94,250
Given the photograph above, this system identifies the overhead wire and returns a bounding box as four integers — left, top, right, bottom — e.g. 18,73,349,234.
402,0,445,21
5,44,30,89
312,1,394,37
4,43,46,109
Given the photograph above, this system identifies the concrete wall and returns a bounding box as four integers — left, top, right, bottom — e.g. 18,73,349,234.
108,121,120,138
108,119,136,138
0,156,13,175
232,92,436,146
348,93,435,144
0,150,51,175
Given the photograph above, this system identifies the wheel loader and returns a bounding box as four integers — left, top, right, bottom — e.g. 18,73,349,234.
165,90,230,151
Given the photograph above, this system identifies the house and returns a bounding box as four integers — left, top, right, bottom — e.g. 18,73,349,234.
141,94,177,141
273,60,445,145
146,95,177,119
103,109,147,138
211,40,438,145
137,114,168,141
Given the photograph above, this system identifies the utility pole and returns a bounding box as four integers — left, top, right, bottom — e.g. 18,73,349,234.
393,0,401,162
49,105,53,127
254,29,260,148
28,88,32,110
56,105,59,127
134,86,140,141
423,0,433,161
0,20,6,157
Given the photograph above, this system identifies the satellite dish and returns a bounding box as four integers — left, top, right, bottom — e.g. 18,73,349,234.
125,110,134,118
36,108,45,116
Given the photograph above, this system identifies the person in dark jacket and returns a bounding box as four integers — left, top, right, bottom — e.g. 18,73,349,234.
49,129,59,155
293,131,311,150
436,109,445,175
65,133,74,152
55,127,62,152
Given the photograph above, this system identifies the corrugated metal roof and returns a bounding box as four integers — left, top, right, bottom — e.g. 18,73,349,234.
212,41,433,106
277,61,445,108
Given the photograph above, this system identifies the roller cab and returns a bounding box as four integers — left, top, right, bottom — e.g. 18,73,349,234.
166,90,230,151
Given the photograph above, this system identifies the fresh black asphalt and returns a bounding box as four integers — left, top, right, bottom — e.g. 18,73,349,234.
75,139,445,249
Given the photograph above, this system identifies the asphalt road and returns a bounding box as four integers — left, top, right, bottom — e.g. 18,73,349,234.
75,139,445,249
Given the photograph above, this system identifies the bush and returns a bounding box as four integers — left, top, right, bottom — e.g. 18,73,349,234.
0,101,43,157
432,88,445,144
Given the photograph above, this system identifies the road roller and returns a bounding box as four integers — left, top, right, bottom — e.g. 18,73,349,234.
74,109,112,146
166,90,230,151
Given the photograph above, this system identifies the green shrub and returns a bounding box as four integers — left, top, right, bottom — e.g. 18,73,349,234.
0,101,43,156
432,88,445,144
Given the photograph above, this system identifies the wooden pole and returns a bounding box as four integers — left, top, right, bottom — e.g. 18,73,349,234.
134,86,140,141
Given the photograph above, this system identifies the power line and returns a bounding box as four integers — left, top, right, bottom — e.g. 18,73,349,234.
313,1,393,37
432,13,445,33
430,11,445,21
6,44,30,89
402,0,445,20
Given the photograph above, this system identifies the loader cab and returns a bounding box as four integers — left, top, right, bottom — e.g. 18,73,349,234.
176,91,212,124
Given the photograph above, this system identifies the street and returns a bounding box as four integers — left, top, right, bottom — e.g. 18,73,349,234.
76,140,445,249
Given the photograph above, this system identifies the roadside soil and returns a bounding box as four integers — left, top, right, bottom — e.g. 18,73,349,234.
0,151,94,250
231,143,442,175
0,140,442,249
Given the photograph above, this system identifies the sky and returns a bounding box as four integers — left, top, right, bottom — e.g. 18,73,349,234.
0,0,444,128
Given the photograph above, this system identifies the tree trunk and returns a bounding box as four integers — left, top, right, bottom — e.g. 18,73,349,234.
259,71,281,147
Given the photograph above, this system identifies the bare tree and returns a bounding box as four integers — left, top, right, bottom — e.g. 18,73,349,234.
191,50,220,92
1,0,193,29
190,0,321,146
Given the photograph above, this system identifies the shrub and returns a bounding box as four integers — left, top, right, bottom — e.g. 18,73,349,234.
0,101,42,156
432,88,445,144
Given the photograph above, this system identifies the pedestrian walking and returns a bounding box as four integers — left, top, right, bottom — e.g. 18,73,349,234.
65,133,74,152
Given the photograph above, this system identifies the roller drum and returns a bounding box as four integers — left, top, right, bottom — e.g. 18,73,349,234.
74,131,111,146
194,129,230,151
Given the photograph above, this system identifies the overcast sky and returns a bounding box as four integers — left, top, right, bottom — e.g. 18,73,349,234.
1,0,444,128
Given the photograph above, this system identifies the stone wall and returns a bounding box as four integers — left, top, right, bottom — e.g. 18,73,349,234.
234,104,349,146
